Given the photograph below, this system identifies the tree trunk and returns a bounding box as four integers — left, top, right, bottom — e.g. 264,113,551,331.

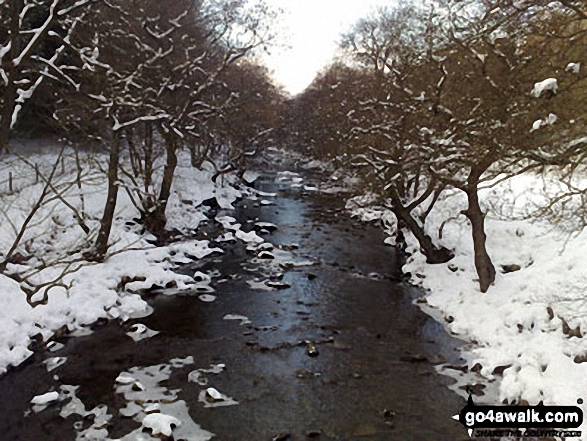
390,194,454,264
95,131,121,259
464,181,496,293
143,121,153,195
0,80,16,153
145,133,177,236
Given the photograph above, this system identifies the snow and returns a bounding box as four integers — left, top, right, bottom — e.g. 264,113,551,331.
111,114,169,131
223,314,252,325
255,221,277,230
205,387,223,400
115,374,135,385
0,42,11,64
188,364,225,386
0,146,250,374
235,229,264,244
47,341,64,352
199,387,238,408
566,62,581,74
126,324,160,342
0,274,36,370
340,162,587,435
346,193,397,237
112,357,213,440
31,391,59,405
53,355,213,440
569,136,587,149
247,279,277,291
142,413,181,437
43,357,67,372
215,215,239,230
382,171,587,434
531,119,542,131
243,170,260,183
215,185,242,209
530,113,557,132
531,78,558,97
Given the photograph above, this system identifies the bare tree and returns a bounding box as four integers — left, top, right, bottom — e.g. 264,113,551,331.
336,4,454,263
0,0,97,151
53,0,277,256
290,0,586,292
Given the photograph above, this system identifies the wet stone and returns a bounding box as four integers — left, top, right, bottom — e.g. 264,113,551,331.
383,409,396,418
400,353,428,363
265,281,291,290
305,341,319,357
459,383,486,396
444,364,469,373
492,364,512,374
296,369,317,379
501,264,522,273
429,354,447,365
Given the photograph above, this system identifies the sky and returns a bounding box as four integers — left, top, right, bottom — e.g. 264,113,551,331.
261,0,394,96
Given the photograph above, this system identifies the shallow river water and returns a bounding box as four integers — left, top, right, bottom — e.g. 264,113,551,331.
0,167,469,440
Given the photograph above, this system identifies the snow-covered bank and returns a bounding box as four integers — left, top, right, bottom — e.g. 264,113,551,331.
347,169,587,435
405,174,587,404
0,146,252,375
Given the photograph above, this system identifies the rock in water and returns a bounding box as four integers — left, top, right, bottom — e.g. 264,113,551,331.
306,341,319,357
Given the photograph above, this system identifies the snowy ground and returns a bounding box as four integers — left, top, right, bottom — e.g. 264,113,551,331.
6,143,587,438
4,147,331,441
341,166,587,438
0,143,255,376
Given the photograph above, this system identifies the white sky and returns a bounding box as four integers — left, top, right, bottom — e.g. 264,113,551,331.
261,0,394,96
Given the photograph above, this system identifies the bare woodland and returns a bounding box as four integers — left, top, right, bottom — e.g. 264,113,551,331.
0,0,586,302
0,0,283,300
283,0,587,292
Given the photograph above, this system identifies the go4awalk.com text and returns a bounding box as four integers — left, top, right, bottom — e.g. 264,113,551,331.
453,395,583,438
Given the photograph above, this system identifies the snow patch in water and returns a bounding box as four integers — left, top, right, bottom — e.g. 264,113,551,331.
126,323,160,342
223,314,252,326
199,388,238,408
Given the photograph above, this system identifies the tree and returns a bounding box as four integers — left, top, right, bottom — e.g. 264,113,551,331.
282,62,362,159
214,60,284,177
289,0,586,292
423,0,587,291
335,4,455,264
0,0,97,151
55,0,277,256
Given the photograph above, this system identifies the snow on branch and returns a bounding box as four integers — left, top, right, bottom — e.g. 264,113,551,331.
169,10,189,28
112,114,170,132
0,41,11,85
57,0,92,17
144,24,175,40
13,0,60,67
